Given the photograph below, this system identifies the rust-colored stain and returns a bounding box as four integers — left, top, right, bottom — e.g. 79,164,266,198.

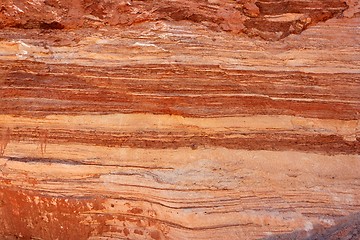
0,187,102,239
0,187,168,239
128,207,144,215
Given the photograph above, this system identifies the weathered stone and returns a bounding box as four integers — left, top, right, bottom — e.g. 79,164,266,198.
0,1,359,239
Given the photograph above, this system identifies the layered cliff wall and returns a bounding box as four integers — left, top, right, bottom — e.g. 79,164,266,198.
0,0,360,239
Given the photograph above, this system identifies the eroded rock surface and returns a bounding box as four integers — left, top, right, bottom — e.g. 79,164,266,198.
0,0,353,40
0,1,359,240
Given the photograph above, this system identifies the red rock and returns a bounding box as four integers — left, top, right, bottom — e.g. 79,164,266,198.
0,0,359,240
243,1,260,17
0,0,350,40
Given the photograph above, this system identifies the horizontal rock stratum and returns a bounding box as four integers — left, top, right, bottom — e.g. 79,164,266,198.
0,0,355,40
0,0,360,240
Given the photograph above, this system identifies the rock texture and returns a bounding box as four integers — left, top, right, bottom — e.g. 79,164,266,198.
0,0,360,240
0,0,351,40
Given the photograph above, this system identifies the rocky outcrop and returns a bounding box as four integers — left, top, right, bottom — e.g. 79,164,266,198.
0,0,353,40
0,1,359,240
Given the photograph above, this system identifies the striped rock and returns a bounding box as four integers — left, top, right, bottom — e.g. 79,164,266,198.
0,0,359,239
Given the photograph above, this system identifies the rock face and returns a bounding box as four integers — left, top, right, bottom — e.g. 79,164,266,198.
0,0,360,240
0,0,350,40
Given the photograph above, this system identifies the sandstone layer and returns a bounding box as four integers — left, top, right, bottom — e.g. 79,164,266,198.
0,0,353,40
0,0,360,240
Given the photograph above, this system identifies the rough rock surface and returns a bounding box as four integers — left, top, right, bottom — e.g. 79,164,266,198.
0,0,352,40
0,0,360,240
